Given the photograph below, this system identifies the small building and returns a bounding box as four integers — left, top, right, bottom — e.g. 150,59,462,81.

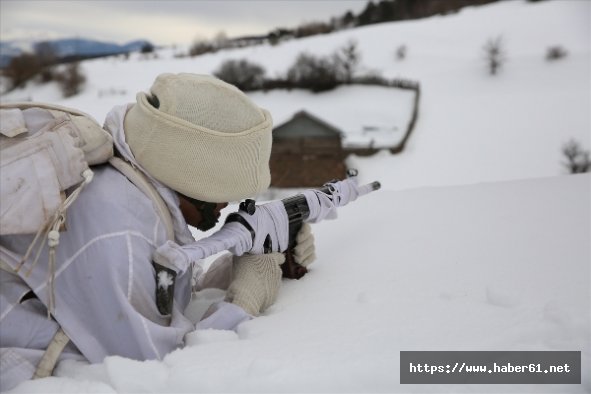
270,110,347,188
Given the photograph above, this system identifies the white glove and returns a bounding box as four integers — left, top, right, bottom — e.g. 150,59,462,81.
293,223,316,267
225,252,285,316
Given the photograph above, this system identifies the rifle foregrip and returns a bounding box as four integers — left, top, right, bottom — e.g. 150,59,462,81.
281,247,308,279
280,193,312,279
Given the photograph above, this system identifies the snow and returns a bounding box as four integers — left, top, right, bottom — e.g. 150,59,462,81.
2,0,590,393
10,174,591,393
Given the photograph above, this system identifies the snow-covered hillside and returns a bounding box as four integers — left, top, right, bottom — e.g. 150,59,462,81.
2,0,589,393
3,0,589,191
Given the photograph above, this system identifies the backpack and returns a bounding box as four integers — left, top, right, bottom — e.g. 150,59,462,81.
0,102,114,236
1,101,175,265
0,101,174,379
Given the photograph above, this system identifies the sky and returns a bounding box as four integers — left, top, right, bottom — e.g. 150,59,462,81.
0,0,369,46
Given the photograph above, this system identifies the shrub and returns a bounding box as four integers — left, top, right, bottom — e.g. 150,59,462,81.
55,62,86,98
268,28,292,46
295,22,333,38
286,52,340,92
214,59,266,91
261,78,294,91
4,53,42,89
39,67,56,83
562,139,590,174
140,43,155,54
546,45,568,61
189,39,214,57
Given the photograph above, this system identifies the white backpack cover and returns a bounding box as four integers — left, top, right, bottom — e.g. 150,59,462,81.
0,102,114,235
1,103,180,382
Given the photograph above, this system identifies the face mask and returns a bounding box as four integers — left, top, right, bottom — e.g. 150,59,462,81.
195,201,218,231
184,196,220,231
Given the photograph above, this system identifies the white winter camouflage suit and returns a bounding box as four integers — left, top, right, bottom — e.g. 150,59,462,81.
0,105,245,391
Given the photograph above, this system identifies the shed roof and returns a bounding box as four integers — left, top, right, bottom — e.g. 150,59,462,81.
273,110,342,139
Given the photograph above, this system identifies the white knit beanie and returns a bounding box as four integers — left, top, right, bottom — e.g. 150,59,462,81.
124,73,272,202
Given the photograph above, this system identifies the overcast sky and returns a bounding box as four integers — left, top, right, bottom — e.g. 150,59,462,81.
0,1,369,45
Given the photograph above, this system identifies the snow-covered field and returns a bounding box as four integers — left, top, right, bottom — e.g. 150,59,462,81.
2,0,590,393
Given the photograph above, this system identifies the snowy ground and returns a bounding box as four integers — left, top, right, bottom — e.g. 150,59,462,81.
9,174,591,394
2,0,590,393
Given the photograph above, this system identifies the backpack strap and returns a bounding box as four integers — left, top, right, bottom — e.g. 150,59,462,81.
108,157,175,241
110,156,179,315
31,157,175,381
32,328,70,380
0,101,96,119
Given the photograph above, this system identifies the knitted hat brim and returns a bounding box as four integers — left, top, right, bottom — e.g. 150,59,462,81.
124,92,272,202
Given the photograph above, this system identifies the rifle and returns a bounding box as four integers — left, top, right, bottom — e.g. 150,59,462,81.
154,169,380,313
278,170,380,279
185,169,378,270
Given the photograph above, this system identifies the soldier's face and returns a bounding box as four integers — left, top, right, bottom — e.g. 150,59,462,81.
178,196,228,231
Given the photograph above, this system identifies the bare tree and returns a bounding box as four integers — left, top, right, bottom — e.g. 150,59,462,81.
483,36,506,75
395,45,407,61
212,31,228,50
334,40,361,83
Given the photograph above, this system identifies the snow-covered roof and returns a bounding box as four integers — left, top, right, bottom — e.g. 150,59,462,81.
273,110,343,139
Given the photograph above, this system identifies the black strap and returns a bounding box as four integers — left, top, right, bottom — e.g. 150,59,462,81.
224,213,256,244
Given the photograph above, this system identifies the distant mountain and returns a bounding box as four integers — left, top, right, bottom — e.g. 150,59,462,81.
0,38,153,68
